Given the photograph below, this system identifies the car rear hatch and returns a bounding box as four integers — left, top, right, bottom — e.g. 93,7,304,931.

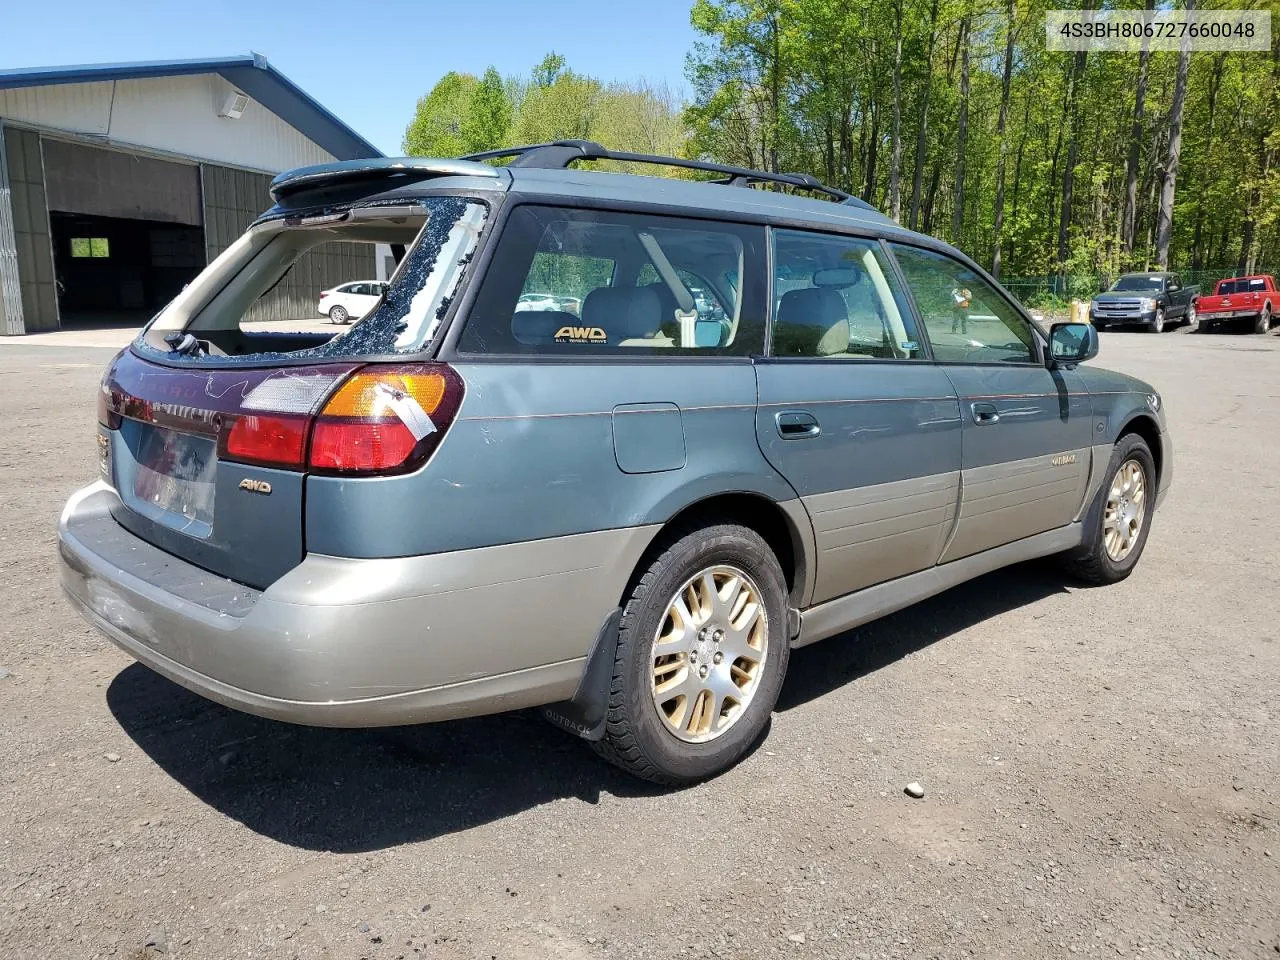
100,353,361,588
95,161,497,589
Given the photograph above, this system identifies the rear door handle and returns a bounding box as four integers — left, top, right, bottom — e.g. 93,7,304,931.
970,402,1000,425
775,410,821,439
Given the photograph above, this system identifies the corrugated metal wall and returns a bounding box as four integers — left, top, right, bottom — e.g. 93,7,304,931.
0,126,22,334
201,162,375,323
200,164,270,263
2,128,57,332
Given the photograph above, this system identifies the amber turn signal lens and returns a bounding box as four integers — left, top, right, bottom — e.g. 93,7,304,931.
321,369,447,419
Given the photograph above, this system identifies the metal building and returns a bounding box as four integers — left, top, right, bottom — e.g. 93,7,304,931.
0,54,382,335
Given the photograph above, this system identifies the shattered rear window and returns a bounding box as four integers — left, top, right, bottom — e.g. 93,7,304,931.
137,197,487,364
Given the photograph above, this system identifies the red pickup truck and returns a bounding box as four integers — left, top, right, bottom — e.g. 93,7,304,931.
1197,275,1276,334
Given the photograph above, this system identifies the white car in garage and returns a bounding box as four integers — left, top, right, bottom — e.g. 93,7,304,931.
317,281,387,324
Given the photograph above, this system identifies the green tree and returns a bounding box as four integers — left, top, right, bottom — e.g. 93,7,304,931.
513,67,603,143
460,67,513,154
532,52,567,89
402,72,479,157
684,0,1280,281
684,0,794,173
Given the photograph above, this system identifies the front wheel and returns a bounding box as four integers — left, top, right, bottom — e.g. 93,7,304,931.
1255,304,1272,334
1149,308,1165,333
1062,434,1157,585
593,523,790,785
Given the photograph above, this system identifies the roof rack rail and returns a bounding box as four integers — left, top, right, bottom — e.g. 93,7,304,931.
460,140,878,211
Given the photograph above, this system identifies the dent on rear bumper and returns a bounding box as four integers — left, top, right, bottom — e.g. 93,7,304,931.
59,482,659,727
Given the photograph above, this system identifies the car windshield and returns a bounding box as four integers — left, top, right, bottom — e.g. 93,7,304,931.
1110,276,1164,292
137,197,487,364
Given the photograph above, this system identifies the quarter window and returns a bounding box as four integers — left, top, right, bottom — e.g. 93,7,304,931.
889,244,1036,364
770,230,922,360
458,206,765,355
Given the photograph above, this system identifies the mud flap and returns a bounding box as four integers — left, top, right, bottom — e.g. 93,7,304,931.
541,608,622,742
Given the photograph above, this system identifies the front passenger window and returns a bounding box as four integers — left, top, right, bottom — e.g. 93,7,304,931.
890,244,1036,364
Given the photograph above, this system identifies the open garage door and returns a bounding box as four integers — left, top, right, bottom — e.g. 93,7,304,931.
42,140,205,327
49,213,203,323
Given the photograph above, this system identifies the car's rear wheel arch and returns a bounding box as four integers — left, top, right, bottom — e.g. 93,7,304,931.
626,493,808,610
1117,413,1162,490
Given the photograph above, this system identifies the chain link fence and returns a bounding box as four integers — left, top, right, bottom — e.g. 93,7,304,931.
1002,267,1276,309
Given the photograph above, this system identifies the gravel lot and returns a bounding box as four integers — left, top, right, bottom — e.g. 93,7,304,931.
1,330,1277,960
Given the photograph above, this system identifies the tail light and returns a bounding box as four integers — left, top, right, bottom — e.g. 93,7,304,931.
319,292,330,300
97,350,124,429
225,415,309,468
97,383,122,429
216,364,463,476
310,365,463,474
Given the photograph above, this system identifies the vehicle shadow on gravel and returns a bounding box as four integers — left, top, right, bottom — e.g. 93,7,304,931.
106,560,1066,852
106,667,666,853
777,561,1069,712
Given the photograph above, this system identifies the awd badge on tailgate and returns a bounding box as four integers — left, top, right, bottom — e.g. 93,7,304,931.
238,478,273,495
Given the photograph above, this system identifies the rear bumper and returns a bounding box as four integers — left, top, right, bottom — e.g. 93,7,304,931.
1199,309,1257,320
59,482,655,727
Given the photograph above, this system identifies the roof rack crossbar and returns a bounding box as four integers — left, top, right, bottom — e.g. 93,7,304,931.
459,140,861,204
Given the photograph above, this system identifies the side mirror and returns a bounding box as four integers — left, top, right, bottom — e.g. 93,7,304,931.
1048,321,1099,367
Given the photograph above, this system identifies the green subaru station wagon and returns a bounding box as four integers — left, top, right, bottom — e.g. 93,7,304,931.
59,141,1171,784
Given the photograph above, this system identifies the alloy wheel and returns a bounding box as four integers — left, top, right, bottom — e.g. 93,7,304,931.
650,565,769,744
1103,459,1147,562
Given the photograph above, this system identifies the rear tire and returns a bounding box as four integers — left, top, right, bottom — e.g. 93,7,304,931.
1183,303,1198,332
1255,304,1272,334
1062,434,1156,586
330,305,349,325
593,523,790,786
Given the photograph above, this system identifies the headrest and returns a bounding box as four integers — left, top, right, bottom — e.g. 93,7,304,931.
643,282,680,323
512,309,580,345
777,287,847,328
776,287,849,357
582,286,662,341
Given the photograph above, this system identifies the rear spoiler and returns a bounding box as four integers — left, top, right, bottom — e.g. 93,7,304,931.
269,158,502,202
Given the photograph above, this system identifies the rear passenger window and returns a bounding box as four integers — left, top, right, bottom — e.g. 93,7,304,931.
890,243,1037,364
771,230,922,359
458,206,765,355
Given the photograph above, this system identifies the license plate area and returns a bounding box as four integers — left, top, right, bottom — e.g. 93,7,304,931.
118,420,216,537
